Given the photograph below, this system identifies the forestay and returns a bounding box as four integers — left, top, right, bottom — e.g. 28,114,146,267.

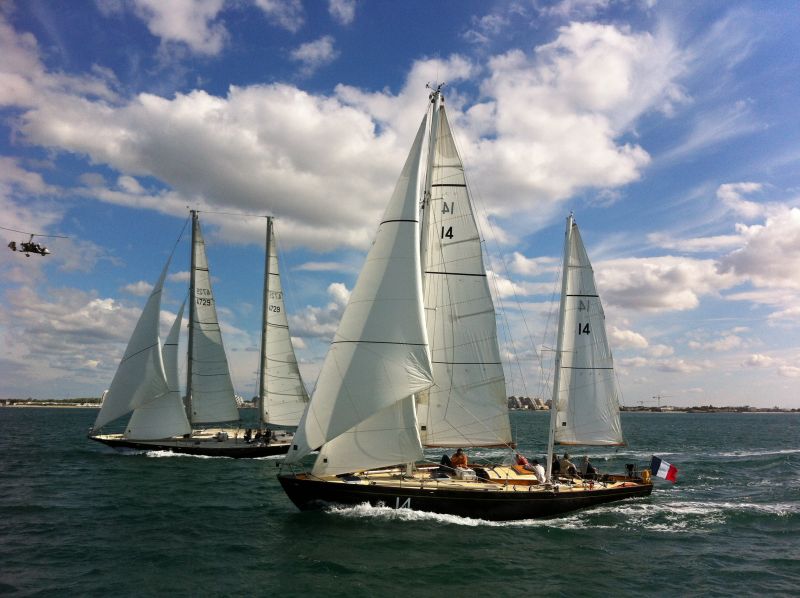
93,259,172,432
553,216,624,446
126,301,192,439
188,216,240,424
417,102,511,448
286,115,434,467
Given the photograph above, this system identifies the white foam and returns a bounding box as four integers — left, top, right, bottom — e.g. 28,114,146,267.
326,502,622,529
713,448,800,458
143,450,227,459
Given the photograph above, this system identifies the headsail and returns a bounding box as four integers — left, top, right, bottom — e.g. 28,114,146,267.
286,114,433,466
258,218,308,428
126,301,192,439
417,100,512,448
552,215,624,446
187,213,240,425
92,259,172,432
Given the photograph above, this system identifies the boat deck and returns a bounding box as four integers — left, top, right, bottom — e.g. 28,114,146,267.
294,464,644,495
90,427,294,457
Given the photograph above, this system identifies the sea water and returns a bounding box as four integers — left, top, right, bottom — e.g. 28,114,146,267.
1,408,798,597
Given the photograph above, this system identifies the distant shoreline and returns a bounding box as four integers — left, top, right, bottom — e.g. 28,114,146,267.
4,401,797,413
510,406,799,414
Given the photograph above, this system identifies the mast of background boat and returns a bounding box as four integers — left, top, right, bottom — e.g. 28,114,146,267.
419,83,443,286
185,210,198,427
257,216,273,432
546,213,573,483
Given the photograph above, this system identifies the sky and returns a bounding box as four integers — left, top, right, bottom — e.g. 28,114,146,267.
1,0,799,409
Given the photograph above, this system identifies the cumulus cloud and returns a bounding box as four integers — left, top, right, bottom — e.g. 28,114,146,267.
778,365,800,378
744,353,774,367
129,0,227,55
507,252,560,277
655,358,707,373
463,12,512,44
121,280,154,296
294,261,352,272
541,0,612,19
290,35,339,76
328,0,356,25
688,334,744,352
717,182,764,219
254,0,304,33
0,286,138,394
717,207,800,290
610,326,648,349
288,282,350,339
646,344,674,358
3,14,693,253
463,21,687,233
597,255,739,312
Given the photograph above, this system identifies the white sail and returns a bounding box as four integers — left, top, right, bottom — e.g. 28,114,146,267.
312,396,422,476
259,219,308,427
93,259,171,431
188,215,240,424
553,216,624,446
126,301,192,439
286,115,433,465
417,102,512,448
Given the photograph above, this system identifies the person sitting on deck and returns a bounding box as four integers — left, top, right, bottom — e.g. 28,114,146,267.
531,459,546,484
515,453,535,471
580,456,597,480
560,453,577,477
450,448,468,469
551,454,561,477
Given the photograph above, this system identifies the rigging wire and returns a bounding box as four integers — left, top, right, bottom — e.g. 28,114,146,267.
0,225,68,238
451,115,549,406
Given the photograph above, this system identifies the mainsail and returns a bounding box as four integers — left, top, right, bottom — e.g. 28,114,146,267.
417,99,512,447
92,259,172,432
186,213,240,425
550,215,624,447
258,217,308,428
286,114,434,468
126,301,192,439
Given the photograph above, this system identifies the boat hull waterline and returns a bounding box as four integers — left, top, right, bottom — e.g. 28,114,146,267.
90,433,290,458
278,472,653,521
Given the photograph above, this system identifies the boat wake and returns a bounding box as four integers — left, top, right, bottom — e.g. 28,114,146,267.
143,450,228,459
324,495,798,530
324,502,611,529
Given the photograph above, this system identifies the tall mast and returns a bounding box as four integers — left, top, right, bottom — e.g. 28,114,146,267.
546,213,574,483
257,216,273,429
420,83,443,284
185,210,198,426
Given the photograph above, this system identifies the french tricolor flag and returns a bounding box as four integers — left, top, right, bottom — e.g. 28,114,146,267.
650,456,678,482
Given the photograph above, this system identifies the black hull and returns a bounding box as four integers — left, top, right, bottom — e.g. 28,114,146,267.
278,474,653,521
89,435,289,458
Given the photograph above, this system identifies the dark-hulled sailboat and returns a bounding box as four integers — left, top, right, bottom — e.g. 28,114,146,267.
278,88,651,520
89,212,306,457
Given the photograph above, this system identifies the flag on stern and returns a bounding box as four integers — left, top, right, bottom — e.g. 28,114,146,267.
650,456,678,482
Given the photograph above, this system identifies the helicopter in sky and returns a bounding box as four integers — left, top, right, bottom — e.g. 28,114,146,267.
8,235,50,256
3,227,67,257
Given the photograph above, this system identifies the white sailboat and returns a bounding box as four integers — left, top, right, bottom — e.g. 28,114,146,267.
279,88,652,519
545,213,625,479
89,211,302,457
251,216,308,445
